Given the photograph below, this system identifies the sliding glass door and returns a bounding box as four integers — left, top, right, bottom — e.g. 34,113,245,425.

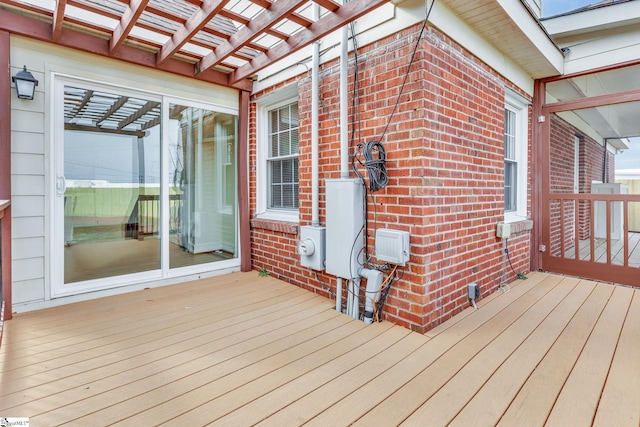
167,104,237,269
53,80,238,296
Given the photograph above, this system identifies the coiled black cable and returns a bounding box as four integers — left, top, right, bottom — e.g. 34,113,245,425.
362,140,388,192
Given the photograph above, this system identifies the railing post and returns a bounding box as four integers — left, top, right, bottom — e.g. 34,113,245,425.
0,31,12,324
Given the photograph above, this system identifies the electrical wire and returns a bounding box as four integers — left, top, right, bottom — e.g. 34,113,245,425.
376,0,436,145
373,265,400,322
347,0,436,264
504,238,519,276
503,238,526,291
315,271,335,298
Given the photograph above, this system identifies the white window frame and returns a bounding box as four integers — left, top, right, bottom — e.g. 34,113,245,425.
255,85,299,223
504,89,529,223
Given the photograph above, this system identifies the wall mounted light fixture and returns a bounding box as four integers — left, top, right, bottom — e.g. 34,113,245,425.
12,65,38,100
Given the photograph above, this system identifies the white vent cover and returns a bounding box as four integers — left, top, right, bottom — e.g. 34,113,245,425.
375,229,410,266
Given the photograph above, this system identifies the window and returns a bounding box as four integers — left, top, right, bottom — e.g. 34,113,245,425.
268,102,299,209
504,108,517,212
256,85,299,222
504,90,529,221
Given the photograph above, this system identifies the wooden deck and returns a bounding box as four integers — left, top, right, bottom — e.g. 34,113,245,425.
1,271,639,426
565,232,640,267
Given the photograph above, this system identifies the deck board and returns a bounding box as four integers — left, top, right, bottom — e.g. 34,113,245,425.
255,331,428,426
497,283,615,427
1,271,639,426
545,285,633,427
448,277,595,427
353,273,564,427
401,276,582,426
592,291,640,426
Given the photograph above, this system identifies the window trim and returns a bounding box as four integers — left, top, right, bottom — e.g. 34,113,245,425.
504,89,529,223
256,85,299,223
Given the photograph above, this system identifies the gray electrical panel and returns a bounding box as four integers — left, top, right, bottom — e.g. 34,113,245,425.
325,178,364,279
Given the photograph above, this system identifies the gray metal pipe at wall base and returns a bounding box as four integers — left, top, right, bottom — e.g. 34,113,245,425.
360,268,383,324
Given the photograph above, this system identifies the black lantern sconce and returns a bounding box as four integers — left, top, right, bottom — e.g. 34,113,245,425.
12,66,38,100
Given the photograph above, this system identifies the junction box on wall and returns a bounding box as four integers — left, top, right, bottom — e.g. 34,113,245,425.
496,222,511,239
325,178,364,278
375,228,410,266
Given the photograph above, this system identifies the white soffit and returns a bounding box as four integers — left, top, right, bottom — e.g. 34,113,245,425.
441,0,563,78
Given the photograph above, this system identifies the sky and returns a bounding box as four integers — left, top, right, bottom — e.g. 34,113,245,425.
542,0,598,17
615,138,640,171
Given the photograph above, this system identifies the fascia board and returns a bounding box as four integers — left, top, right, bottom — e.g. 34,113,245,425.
496,0,563,74
543,2,640,39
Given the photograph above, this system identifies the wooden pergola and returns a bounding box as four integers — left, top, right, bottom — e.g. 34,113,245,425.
0,0,389,88
0,0,391,323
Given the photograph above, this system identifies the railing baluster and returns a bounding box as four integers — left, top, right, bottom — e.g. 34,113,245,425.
560,200,566,258
573,198,580,260
606,200,612,265
590,199,595,262
624,199,629,267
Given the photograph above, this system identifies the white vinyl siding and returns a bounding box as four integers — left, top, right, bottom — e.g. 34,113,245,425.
11,70,46,304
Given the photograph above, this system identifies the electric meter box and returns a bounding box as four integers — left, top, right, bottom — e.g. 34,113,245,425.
298,226,326,271
325,178,364,278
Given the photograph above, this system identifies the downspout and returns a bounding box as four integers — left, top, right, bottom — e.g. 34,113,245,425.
340,25,349,178
602,139,608,183
311,4,320,227
336,23,350,313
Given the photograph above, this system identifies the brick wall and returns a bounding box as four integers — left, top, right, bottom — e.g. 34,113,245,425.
249,24,533,333
548,114,613,255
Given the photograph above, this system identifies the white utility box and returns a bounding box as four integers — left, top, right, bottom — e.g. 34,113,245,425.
325,178,364,278
375,228,410,265
496,222,511,239
298,225,326,270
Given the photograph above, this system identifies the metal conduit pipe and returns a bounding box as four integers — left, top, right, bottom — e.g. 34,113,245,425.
340,25,349,178
335,23,350,314
360,268,383,324
311,3,320,227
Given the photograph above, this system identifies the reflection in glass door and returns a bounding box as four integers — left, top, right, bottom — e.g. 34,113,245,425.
56,81,239,295
62,86,162,284
168,104,237,269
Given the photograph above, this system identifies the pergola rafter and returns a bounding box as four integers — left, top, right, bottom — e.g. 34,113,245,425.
230,0,390,83
111,0,151,54
156,0,229,66
197,0,307,74
52,0,67,41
